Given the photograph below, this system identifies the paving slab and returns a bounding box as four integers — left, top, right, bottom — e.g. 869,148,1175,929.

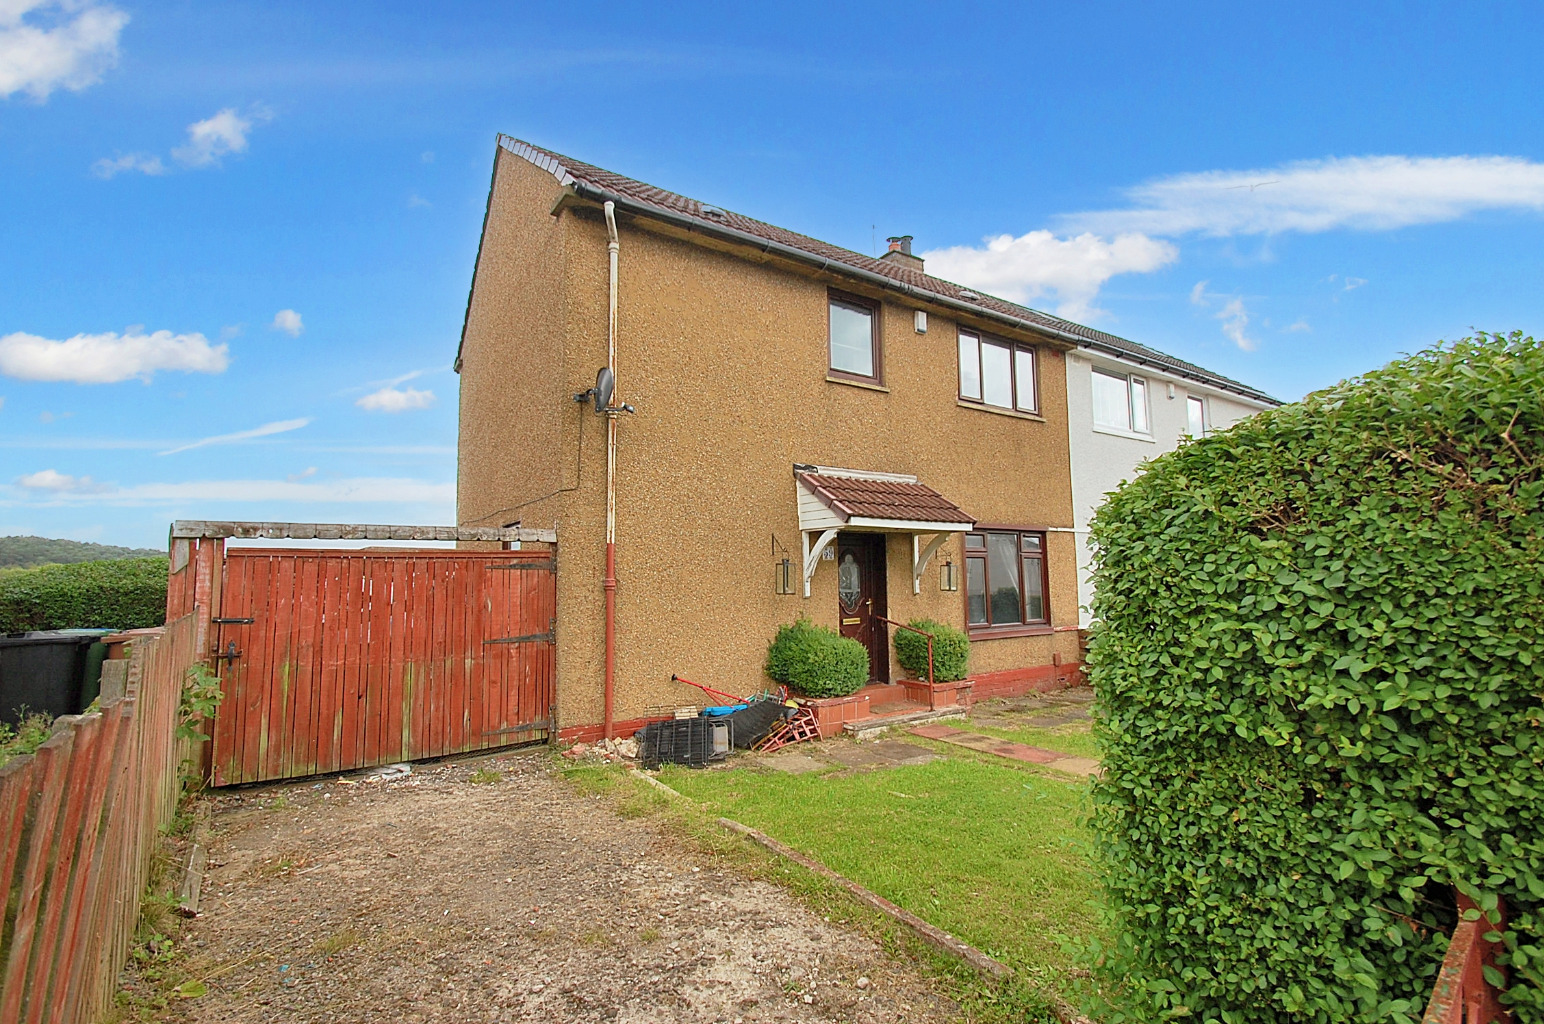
908,724,1061,764
758,751,830,774
1044,755,1101,778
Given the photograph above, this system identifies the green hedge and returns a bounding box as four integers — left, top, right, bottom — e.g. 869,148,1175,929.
765,617,869,698
893,617,970,682
1086,332,1544,1022
0,557,169,632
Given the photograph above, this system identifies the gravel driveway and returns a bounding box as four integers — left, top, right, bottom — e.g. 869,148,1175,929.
171,750,958,1023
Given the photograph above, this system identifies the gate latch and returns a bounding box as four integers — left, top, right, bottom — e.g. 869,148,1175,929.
215,641,241,663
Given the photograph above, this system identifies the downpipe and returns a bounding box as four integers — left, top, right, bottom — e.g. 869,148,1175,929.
603,201,619,740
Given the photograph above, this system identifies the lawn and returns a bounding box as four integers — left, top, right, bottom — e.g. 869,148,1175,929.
659,749,1102,995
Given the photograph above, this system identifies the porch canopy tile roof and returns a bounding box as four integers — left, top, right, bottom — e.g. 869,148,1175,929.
795,466,975,532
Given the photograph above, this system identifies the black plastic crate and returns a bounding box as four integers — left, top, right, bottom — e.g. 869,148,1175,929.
637,718,732,768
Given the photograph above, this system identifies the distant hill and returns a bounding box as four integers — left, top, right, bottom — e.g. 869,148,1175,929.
0,535,164,570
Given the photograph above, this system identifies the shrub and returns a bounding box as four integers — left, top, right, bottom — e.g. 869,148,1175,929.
893,618,969,682
764,617,869,698
0,557,169,632
1085,333,1544,1022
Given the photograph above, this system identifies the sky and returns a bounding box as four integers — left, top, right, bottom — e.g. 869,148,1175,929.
1,1,1541,548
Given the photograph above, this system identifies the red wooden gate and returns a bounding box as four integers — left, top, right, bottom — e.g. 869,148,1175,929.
209,548,555,786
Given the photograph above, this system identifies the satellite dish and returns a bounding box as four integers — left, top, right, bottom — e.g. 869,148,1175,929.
593,366,615,414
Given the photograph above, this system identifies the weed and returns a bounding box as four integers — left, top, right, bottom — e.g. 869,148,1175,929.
637,926,662,944
0,711,54,766
581,926,614,946
468,767,502,785
267,793,293,810
315,927,361,955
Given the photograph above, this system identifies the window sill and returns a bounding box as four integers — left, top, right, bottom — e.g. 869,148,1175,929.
957,400,1045,423
966,623,1054,641
1090,423,1155,442
827,375,890,393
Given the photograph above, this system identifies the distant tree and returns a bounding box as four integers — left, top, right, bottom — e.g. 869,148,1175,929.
0,536,163,570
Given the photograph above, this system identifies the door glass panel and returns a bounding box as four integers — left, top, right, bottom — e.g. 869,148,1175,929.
981,341,1013,408
1022,555,1045,622
958,332,981,400
987,532,1022,624
838,552,862,611
966,556,987,624
829,300,875,377
1014,347,1037,411
1092,369,1131,430
1130,378,1149,433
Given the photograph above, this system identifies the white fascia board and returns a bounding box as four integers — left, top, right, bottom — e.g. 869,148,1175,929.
845,517,975,533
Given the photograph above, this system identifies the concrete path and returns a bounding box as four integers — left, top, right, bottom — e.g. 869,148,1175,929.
907,724,1100,778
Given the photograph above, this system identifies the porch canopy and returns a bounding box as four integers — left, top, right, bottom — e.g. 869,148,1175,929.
794,464,976,598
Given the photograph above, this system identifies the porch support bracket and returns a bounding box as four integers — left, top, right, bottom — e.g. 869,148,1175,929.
912,533,949,595
801,527,840,599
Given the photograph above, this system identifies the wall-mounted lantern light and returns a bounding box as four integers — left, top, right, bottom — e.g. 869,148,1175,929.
940,559,958,592
775,557,795,595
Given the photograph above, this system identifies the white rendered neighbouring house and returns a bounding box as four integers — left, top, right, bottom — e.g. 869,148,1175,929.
1062,343,1280,628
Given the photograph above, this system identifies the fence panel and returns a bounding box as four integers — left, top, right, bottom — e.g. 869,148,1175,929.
0,613,197,1024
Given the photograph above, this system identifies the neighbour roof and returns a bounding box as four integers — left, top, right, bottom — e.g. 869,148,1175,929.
796,470,974,527
488,135,1280,406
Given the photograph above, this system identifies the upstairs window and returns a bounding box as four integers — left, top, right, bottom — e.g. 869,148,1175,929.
828,291,881,383
958,331,1038,413
964,530,1049,629
1092,368,1149,434
1186,395,1207,437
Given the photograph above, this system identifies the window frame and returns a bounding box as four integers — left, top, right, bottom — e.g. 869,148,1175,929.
1186,394,1208,437
1090,366,1151,435
957,329,1039,414
826,289,883,386
963,527,1051,637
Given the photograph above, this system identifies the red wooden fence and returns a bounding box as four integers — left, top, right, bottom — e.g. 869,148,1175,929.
208,548,556,786
0,613,198,1024
1423,893,1511,1024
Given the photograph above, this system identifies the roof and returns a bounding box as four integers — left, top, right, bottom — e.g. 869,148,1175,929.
796,469,974,528
483,135,1280,407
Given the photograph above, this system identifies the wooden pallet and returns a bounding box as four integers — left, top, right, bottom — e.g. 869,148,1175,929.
752,707,820,753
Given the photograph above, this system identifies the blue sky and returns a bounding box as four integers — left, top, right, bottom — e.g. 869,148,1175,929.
2,1,1541,548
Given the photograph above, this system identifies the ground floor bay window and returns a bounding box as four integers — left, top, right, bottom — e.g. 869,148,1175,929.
965,529,1048,635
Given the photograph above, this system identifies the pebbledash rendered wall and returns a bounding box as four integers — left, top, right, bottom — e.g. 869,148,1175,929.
458,147,1084,738
1064,351,1274,628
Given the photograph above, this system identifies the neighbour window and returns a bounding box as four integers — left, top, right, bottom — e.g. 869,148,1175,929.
1186,395,1207,437
958,331,1038,413
964,530,1049,629
1091,368,1149,433
828,291,881,383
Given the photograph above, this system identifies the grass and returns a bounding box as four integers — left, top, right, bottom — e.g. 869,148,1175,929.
657,751,1102,998
0,712,55,766
467,767,502,784
954,719,1102,761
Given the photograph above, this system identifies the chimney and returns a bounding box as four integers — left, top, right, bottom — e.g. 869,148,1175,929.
879,234,924,271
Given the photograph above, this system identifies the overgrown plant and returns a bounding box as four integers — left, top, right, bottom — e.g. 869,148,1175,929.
0,712,55,766
893,618,970,682
764,617,869,698
1085,332,1544,1021
178,664,223,745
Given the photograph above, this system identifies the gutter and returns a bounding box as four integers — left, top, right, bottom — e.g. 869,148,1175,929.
564,180,1279,406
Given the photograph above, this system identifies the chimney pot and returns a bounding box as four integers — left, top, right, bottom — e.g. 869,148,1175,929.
880,234,923,271
886,234,914,256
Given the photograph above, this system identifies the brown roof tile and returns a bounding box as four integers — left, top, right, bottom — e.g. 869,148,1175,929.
798,472,974,526
492,136,1280,406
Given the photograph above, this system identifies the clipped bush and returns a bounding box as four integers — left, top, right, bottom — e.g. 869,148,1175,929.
0,557,169,632
764,617,869,698
893,618,970,682
1085,333,1544,1022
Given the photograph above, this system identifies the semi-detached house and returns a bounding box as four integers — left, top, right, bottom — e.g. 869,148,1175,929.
454,136,1277,741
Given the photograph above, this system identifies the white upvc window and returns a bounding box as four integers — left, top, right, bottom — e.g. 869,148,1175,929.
1091,368,1149,434
1186,395,1207,437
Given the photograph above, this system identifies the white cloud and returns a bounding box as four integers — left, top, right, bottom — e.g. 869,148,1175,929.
16,468,106,492
1343,276,1367,291
286,466,317,482
0,328,229,383
271,309,303,336
3,475,456,507
357,386,436,413
1215,298,1257,352
920,230,1177,321
1063,155,1544,238
1286,320,1312,333
159,417,311,456
92,152,165,178
0,1,126,100
171,105,270,168
407,193,430,208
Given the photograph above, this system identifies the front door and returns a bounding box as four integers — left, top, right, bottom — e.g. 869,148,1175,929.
836,533,889,684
